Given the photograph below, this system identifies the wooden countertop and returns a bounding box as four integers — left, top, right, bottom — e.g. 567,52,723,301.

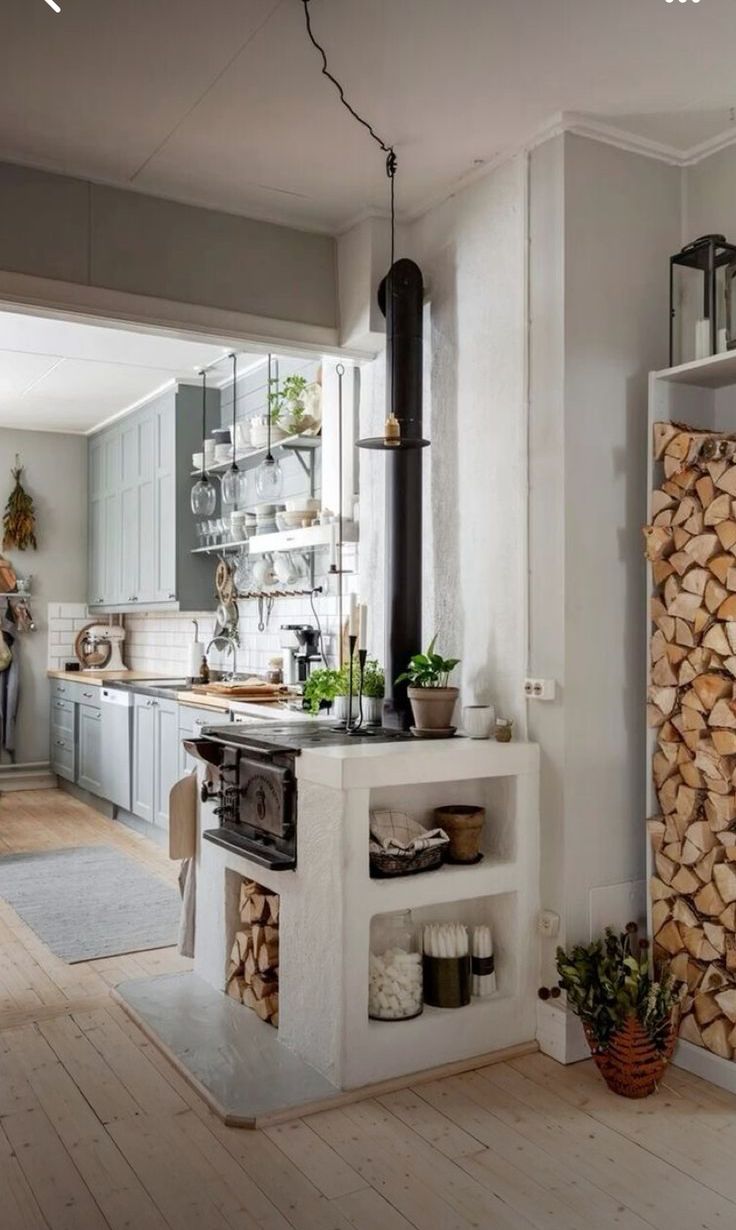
47,670,172,686
175,690,232,711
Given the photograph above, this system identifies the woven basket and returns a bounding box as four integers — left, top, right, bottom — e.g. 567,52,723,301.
584,1014,677,1098
369,845,444,878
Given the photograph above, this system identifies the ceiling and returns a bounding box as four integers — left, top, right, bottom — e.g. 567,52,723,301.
0,311,239,433
3,0,736,232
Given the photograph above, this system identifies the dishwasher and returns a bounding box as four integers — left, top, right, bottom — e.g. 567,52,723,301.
100,687,133,810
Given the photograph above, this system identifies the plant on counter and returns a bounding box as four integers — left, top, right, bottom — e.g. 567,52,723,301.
396,636,460,731
553,923,681,1098
360,659,384,700
303,667,343,714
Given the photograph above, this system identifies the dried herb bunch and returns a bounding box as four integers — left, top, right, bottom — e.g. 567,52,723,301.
555,923,680,1052
3,457,37,551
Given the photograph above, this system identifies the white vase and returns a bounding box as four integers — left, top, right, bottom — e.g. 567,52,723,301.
362,696,383,725
333,695,359,722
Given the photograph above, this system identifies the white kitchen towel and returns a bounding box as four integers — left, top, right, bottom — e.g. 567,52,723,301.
369,809,449,856
177,858,196,959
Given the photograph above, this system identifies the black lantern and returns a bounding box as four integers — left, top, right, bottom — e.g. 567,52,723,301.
670,234,736,367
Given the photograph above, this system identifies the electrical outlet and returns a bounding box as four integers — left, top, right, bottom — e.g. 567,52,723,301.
538,910,560,938
523,677,556,701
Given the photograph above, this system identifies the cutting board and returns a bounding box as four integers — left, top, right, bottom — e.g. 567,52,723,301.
191,681,288,699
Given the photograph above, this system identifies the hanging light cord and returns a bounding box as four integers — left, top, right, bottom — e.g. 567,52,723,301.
199,369,208,478
266,353,273,462
300,0,397,249
230,352,238,473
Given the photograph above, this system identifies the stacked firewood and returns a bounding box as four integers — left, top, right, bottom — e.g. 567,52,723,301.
645,421,736,1061
226,879,280,1027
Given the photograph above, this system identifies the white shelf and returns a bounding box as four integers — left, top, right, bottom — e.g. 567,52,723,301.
248,522,358,556
190,433,320,476
369,859,518,912
191,522,358,558
654,349,736,389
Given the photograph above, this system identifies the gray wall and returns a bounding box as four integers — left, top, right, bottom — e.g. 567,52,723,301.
0,428,87,764
0,161,337,330
529,134,681,973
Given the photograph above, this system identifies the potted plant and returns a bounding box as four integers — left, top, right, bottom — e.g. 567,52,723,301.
303,667,343,715
553,923,681,1098
396,637,461,731
361,659,385,725
281,375,313,435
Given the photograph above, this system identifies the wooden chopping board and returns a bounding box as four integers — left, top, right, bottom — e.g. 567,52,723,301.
191,680,288,700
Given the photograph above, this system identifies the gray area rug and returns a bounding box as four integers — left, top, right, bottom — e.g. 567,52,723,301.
0,845,180,963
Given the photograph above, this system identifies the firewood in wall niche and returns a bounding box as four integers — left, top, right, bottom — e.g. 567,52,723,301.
643,423,736,1064
2,455,37,551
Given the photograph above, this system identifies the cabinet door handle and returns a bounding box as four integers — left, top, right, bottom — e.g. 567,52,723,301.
55,739,65,748
82,691,94,699
57,686,67,694
128,595,138,603
97,597,104,604
168,593,176,600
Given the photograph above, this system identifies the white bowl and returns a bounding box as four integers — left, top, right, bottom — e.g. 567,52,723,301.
192,452,203,470
284,496,320,514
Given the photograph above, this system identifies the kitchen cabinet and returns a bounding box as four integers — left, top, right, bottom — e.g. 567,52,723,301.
50,697,76,782
88,384,218,612
132,693,179,829
77,702,103,796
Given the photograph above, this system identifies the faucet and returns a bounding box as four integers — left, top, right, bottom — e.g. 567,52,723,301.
206,631,238,680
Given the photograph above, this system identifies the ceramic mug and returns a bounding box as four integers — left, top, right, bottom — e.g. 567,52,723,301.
252,558,275,587
463,705,495,739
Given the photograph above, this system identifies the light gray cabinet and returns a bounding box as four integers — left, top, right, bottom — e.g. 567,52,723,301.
154,699,179,830
133,693,179,829
77,702,103,795
50,697,76,782
88,384,218,612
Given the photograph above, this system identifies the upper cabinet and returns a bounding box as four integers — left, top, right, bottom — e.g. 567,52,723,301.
88,384,217,612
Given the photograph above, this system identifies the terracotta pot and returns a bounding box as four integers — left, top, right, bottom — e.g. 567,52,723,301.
407,686,459,730
583,1013,677,1098
433,805,485,863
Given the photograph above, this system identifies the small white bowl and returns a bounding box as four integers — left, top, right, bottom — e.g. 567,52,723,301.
284,496,320,514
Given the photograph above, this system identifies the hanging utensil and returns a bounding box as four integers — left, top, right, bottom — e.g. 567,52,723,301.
257,595,265,632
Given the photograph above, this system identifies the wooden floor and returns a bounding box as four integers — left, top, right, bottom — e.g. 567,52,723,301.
2,793,736,1230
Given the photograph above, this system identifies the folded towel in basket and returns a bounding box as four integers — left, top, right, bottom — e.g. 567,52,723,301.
369,809,449,857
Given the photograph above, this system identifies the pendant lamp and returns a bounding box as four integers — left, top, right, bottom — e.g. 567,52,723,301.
221,353,248,507
255,354,284,501
300,1,429,453
190,369,217,516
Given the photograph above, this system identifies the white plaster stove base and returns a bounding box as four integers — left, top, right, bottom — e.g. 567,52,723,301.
194,737,541,1091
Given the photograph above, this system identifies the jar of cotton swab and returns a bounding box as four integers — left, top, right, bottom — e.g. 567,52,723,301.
422,922,471,1008
471,925,497,997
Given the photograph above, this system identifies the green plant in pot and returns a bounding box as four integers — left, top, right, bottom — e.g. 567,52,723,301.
281,375,310,434
553,923,681,1098
396,637,461,731
303,667,343,715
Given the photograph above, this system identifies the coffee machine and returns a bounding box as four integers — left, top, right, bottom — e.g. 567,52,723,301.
280,624,321,684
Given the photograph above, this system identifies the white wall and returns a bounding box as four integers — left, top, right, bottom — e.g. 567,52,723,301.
0,429,87,763
529,134,681,973
0,160,337,334
356,157,528,720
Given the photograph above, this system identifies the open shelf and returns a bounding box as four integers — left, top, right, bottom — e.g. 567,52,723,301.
191,521,358,557
368,859,518,911
190,433,321,477
654,349,736,389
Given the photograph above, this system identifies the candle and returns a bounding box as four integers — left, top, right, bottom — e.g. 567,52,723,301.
348,594,358,638
359,603,367,650
329,522,337,570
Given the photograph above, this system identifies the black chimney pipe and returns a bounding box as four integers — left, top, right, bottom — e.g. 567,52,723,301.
379,258,424,730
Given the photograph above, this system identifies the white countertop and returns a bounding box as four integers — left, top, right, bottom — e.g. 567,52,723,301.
296,735,539,789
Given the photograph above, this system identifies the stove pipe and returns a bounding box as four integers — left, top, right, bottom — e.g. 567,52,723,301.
379,258,424,730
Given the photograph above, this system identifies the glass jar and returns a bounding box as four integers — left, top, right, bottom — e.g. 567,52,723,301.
266,656,283,685
369,910,423,1021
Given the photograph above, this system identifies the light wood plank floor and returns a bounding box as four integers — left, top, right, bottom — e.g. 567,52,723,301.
1,789,736,1229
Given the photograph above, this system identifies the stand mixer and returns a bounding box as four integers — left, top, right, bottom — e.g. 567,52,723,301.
77,623,127,672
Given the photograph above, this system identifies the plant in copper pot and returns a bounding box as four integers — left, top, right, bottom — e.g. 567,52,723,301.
555,923,681,1099
396,637,461,731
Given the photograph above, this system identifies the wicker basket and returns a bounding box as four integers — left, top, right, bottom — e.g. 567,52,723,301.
584,1013,677,1098
369,846,444,878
